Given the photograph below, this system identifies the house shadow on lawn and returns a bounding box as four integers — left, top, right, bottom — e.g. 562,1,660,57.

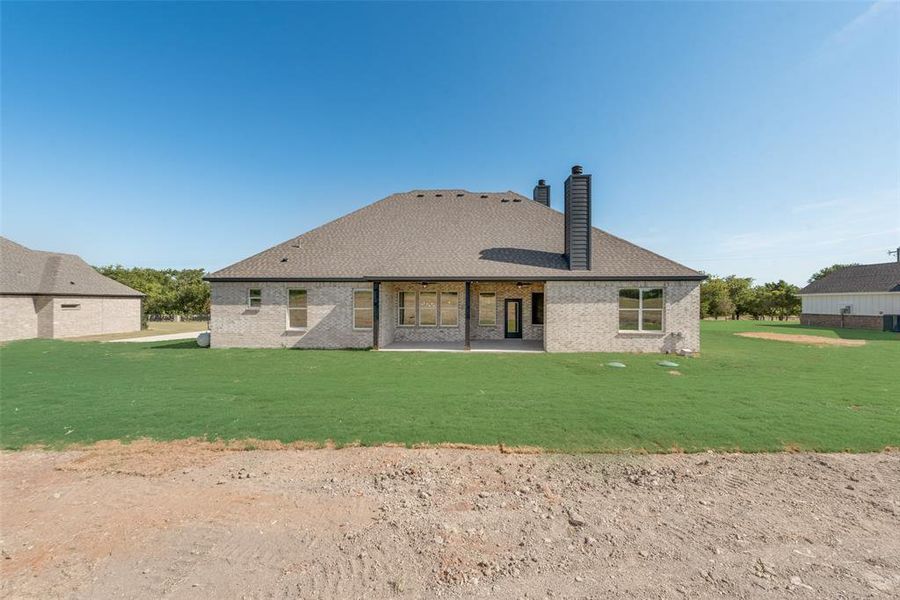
145,340,202,350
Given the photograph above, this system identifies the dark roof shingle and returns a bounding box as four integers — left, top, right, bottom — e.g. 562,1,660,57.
207,191,703,281
799,262,900,294
0,237,143,297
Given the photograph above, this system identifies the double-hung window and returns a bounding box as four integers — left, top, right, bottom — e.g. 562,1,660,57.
478,293,496,326
248,288,262,308
618,288,663,331
398,292,416,326
287,289,307,328
418,292,437,326
353,290,373,329
440,292,458,326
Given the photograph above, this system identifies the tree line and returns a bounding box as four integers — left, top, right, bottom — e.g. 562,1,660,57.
94,266,210,317
699,263,854,321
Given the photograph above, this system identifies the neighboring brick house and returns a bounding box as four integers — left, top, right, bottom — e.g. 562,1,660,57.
0,237,143,341
799,262,900,332
206,166,705,352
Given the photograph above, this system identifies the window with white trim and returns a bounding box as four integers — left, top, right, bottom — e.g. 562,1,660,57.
248,288,262,308
398,291,416,326
439,292,458,327
618,288,663,331
353,290,373,329
287,289,307,329
418,292,437,326
478,293,496,326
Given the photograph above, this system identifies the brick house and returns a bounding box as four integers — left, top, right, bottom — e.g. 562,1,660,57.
799,262,900,332
206,166,705,352
0,237,143,341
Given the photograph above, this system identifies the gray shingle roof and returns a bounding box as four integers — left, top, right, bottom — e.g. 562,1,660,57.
799,262,900,294
207,191,703,281
0,237,143,297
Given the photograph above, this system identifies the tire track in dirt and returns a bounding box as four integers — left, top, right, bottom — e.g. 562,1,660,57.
3,447,899,599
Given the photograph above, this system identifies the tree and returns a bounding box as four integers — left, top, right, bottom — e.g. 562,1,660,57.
764,279,801,321
723,275,754,320
94,266,210,318
808,263,859,284
700,276,734,320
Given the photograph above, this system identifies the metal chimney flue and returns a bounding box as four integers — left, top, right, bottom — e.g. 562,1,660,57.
533,179,550,206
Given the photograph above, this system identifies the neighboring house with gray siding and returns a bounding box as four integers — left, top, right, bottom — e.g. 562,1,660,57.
0,237,143,341
206,166,705,352
799,262,900,332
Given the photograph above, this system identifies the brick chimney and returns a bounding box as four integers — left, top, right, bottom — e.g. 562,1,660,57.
564,165,591,270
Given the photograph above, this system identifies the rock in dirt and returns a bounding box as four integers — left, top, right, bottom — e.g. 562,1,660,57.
567,510,586,527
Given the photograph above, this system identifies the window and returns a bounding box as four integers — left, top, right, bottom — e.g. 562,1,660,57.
478,293,496,326
353,290,373,329
398,291,416,326
60,303,81,310
619,288,663,332
531,292,544,325
418,292,437,326
248,288,262,308
440,292,458,327
287,289,307,329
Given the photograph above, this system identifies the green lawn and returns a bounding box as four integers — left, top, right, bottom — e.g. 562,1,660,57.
1,321,897,452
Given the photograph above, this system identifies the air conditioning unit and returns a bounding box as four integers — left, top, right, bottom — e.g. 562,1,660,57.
840,305,852,315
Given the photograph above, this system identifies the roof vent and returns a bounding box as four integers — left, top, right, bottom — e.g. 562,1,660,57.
416,193,425,197
456,193,464,197
512,198,522,203
501,198,510,203
280,257,288,263
480,194,488,198
435,193,443,197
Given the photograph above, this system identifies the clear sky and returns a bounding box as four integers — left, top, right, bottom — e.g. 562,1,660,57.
2,1,898,286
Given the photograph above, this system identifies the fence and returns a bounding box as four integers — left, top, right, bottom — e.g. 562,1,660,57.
147,314,210,323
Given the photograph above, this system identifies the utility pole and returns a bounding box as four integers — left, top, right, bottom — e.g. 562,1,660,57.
890,247,900,263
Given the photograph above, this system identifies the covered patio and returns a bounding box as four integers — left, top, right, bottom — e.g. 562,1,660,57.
372,280,545,352
380,339,544,353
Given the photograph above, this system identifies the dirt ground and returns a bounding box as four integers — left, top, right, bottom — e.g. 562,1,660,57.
734,332,866,347
2,444,898,599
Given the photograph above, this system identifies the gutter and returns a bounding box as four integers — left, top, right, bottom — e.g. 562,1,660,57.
203,275,708,283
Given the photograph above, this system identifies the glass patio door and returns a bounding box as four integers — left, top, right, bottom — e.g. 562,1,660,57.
504,299,522,338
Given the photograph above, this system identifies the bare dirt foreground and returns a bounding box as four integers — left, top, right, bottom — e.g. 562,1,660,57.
734,332,866,347
2,444,898,599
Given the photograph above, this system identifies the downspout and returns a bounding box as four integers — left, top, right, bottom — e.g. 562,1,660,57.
372,281,380,350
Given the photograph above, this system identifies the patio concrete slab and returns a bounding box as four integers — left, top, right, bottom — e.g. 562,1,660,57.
109,331,207,343
380,340,543,353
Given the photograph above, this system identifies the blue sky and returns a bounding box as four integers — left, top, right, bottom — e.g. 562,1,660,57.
2,1,898,286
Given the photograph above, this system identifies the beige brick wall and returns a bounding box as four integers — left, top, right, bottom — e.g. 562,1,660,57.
0,296,38,342
209,279,700,352
0,295,140,340
35,297,53,338
51,297,141,338
470,282,544,342
210,281,375,349
544,280,700,353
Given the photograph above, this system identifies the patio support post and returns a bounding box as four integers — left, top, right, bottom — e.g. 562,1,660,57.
372,281,380,350
464,281,471,351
